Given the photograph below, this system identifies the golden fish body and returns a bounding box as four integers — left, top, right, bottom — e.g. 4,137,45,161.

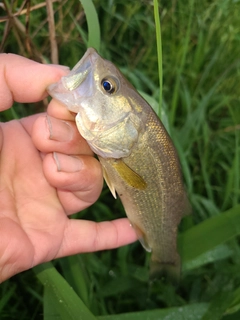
48,48,190,279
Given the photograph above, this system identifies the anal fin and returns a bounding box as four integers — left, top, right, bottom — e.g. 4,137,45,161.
130,221,151,252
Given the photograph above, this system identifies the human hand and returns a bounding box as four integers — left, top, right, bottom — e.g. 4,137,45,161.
0,54,137,282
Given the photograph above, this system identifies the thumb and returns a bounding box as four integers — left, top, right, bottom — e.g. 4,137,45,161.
0,53,68,111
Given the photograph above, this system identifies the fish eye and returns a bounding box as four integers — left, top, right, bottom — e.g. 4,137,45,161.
101,77,119,94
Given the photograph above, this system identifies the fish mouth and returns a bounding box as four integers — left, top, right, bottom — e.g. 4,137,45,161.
47,48,100,113
62,48,98,91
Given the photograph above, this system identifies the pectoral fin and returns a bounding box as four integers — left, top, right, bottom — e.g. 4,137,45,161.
112,159,147,190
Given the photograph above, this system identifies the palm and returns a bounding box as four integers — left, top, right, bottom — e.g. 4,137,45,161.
0,116,76,279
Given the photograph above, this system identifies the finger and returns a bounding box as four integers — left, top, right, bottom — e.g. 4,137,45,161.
56,218,138,258
43,153,103,214
0,53,69,111
31,114,92,155
47,98,76,121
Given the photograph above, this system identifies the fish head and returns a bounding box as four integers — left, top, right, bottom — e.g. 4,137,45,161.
48,48,147,158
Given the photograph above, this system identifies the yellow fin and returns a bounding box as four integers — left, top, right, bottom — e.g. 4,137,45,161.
130,221,151,252
102,167,117,199
112,159,147,190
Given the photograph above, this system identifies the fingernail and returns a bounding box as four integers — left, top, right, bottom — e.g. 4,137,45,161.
46,115,73,142
53,152,83,172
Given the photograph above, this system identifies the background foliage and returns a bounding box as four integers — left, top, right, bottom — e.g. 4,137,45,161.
0,0,240,319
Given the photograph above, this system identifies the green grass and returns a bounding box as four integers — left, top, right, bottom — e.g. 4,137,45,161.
1,0,240,319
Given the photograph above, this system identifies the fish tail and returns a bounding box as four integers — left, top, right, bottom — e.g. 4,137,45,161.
149,253,181,284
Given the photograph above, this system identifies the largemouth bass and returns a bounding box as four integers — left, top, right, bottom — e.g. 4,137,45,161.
48,48,190,280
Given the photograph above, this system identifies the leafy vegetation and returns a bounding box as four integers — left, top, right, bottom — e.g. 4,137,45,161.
0,0,240,319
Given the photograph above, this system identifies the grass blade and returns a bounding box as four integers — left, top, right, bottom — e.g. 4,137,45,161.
59,255,90,308
79,0,101,51
43,285,62,320
170,0,195,125
182,244,233,272
33,262,97,320
179,204,240,263
226,287,240,315
97,303,208,320
0,283,16,311
153,0,163,118
202,291,234,320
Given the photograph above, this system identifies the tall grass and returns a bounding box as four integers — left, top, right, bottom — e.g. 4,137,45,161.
1,0,240,319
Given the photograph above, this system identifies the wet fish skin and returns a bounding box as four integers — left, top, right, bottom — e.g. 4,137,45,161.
47,48,190,280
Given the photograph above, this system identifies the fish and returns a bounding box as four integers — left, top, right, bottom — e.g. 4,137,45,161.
47,48,190,280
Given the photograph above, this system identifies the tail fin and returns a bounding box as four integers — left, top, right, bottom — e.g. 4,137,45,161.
149,254,181,285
